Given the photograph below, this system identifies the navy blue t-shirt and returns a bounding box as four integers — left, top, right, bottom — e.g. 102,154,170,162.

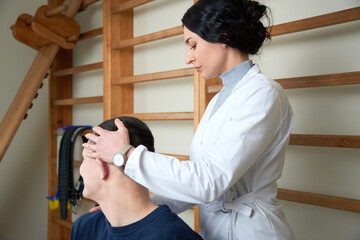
71,205,203,240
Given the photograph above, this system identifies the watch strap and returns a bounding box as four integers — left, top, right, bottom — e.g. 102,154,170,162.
118,144,133,157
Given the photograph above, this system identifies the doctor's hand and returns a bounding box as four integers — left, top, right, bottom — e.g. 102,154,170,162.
83,118,131,164
89,205,101,212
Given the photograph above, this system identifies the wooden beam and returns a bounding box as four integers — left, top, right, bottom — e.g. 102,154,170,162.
112,0,154,14
45,1,84,239
271,7,360,37
103,0,134,120
277,188,360,213
289,134,360,149
53,96,103,106
123,112,194,121
53,62,103,77
112,25,183,49
54,218,73,230
111,7,360,50
80,0,102,12
0,45,59,162
113,68,193,84
207,71,360,94
79,27,103,41
276,71,360,89
193,68,205,130
48,49,74,240
74,160,82,168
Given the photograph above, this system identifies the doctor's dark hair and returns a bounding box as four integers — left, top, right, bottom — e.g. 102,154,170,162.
97,116,155,152
181,0,271,55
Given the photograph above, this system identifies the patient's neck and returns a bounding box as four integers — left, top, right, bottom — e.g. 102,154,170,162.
97,170,158,227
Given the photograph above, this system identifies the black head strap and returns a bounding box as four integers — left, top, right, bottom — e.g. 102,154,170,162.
58,126,90,220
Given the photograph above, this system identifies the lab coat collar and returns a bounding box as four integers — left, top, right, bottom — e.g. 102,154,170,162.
200,64,261,125
232,64,260,92
219,60,253,91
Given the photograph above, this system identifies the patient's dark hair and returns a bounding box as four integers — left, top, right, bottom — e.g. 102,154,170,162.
181,0,271,55
98,116,155,152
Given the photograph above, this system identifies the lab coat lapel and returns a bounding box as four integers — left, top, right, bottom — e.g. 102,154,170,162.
232,64,259,92
191,65,260,161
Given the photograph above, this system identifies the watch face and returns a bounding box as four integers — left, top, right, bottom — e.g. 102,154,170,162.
113,153,124,166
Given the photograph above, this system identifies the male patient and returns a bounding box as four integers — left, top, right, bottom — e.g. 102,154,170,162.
71,116,202,240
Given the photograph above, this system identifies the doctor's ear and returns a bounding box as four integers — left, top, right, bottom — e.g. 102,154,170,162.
96,159,109,180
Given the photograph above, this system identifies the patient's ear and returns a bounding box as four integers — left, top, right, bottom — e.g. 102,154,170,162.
96,159,109,180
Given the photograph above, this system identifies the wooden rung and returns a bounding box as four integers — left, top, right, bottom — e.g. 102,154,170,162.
53,128,92,136
113,68,193,84
79,27,103,41
82,197,97,205
277,188,360,213
53,62,103,77
123,112,194,121
289,134,360,149
111,7,360,49
54,218,72,229
80,0,102,12
66,35,79,42
276,71,360,89
271,7,360,37
112,0,154,14
112,25,183,49
206,71,360,94
45,4,68,18
74,160,82,168
52,96,103,106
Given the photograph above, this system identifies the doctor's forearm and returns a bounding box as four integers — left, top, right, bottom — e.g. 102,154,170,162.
124,146,229,203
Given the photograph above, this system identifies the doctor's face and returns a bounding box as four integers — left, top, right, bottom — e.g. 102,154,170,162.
184,26,227,79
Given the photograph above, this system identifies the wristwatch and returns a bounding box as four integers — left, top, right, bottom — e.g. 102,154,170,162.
112,144,133,167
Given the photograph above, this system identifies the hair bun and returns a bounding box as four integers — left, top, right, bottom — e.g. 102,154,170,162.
245,0,268,22
182,0,271,55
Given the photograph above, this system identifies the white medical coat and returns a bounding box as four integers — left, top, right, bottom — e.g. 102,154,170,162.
125,65,296,240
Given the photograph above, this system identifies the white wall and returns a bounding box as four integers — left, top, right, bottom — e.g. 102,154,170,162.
0,0,49,240
1,0,359,239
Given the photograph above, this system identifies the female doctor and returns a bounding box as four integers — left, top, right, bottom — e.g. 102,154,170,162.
83,0,296,239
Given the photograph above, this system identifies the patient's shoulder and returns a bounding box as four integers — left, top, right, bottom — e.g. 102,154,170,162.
72,210,106,238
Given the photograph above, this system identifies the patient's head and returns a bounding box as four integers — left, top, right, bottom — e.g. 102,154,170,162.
98,116,155,152
80,116,154,200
